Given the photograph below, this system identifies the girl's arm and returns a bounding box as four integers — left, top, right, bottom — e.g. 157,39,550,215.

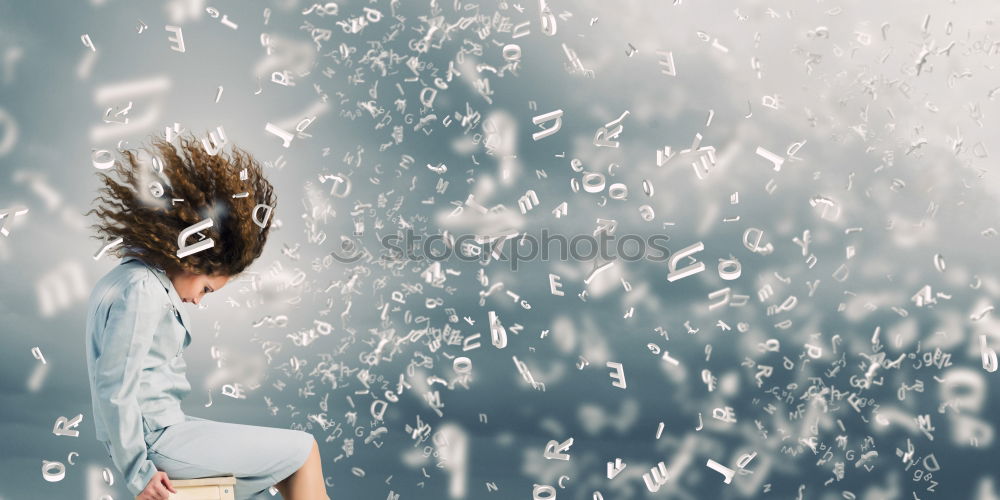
93,273,160,496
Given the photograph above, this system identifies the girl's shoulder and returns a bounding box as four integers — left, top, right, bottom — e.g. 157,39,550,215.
89,260,157,310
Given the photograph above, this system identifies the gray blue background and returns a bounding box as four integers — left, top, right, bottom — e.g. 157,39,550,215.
2,0,1000,498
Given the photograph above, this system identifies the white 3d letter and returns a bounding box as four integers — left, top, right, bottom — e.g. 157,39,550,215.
177,218,214,258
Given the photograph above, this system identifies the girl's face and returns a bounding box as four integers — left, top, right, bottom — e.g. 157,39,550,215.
166,268,231,305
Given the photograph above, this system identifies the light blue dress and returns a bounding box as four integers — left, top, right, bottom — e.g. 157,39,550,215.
84,254,314,499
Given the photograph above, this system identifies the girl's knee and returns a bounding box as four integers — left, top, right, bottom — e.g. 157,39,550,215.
304,434,319,458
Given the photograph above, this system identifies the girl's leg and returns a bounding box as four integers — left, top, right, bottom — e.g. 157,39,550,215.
275,439,329,500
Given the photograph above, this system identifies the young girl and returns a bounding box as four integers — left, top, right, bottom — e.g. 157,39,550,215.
84,133,329,500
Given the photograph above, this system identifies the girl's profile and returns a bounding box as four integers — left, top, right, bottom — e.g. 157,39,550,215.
83,132,329,500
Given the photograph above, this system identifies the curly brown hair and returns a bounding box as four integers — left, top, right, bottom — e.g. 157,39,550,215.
85,131,277,278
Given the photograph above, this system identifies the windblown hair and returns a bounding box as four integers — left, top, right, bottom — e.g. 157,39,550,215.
85,131,277,278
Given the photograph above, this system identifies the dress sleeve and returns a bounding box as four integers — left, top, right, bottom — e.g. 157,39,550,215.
92,274,160,496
